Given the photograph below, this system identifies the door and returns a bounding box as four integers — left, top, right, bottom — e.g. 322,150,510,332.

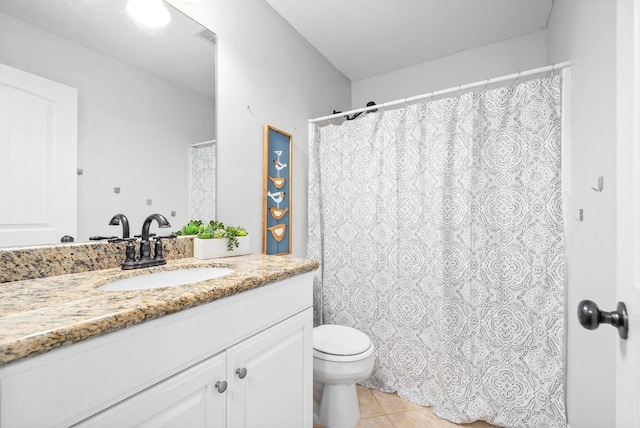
227,309,313,428
75,352,227,428
616,0,640,426
0,62,77,247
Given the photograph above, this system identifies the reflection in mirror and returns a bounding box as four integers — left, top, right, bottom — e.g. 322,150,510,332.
0,0,216,247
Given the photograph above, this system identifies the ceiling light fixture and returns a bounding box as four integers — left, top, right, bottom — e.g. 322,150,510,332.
127,0,171,28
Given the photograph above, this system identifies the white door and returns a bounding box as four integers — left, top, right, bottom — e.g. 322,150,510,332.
0,62,77,247
615,0,640,426
227,309,313,428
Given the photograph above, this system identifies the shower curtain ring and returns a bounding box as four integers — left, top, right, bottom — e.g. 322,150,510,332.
551,64,557,77
516,72,521,85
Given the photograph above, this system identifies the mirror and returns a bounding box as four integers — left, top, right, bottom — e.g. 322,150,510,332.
0,0,216,247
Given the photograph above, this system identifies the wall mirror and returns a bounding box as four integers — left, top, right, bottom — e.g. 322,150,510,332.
0,0,216,248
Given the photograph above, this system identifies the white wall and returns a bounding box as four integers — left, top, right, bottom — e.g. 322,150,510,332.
0,12,215,241
547,0,618,427
170,1,622,425
167,0,351,257
351,31,548,108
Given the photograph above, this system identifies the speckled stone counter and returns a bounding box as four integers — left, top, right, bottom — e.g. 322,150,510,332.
0,237,195,283
0,254,318,367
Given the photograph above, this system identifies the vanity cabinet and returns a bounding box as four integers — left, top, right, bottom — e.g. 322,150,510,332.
0,272,314,428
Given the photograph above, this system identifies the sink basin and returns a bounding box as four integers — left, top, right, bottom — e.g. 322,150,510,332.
98,267,235,291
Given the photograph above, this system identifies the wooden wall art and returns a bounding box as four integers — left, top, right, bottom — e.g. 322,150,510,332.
262,125,292,255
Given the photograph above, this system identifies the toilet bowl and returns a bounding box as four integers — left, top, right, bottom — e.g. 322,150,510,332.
313,324,375,428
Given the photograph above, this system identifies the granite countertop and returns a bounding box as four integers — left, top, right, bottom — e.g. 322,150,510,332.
0,254,318,367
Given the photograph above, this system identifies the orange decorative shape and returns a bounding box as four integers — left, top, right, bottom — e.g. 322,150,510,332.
269,176,286,188
269,206,289,220
267,224,287,242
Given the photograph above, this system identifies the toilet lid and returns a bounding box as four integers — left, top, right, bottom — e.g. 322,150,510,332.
313,324,372,356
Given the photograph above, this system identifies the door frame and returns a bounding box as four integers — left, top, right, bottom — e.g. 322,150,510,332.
615,0,640,426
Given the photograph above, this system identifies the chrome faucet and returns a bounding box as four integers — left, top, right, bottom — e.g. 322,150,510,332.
109,214,130,238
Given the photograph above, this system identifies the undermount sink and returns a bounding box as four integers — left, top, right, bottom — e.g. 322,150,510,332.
98,267,235,291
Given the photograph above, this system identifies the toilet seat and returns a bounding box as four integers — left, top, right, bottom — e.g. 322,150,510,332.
313,324,374,362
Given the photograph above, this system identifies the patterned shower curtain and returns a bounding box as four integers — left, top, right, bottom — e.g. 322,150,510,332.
190,142,216,221
307,76,566,427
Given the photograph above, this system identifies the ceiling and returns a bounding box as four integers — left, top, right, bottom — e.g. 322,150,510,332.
0,0,216,98
264,0,554,82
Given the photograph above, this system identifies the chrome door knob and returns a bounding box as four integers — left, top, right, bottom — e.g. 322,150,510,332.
577,300,629,340
236,367,248,379
214,380,227,393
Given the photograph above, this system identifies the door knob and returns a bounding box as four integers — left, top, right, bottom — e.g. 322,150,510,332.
214,380,227,393
577,300,628,340
236,367,248,379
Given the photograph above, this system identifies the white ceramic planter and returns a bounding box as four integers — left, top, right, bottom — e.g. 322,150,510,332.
193,236,250,260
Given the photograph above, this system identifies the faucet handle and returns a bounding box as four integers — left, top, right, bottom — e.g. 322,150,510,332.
108,237,137,244
134,233,156,240
154,234,176,241
152,235,176,262
124,240,137,266
152,237,173,262
107,237,138,269
89,235,117,241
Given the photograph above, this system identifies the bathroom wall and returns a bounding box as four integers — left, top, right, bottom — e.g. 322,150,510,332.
169,3,622,426
171,0,623,425
351,31,548,108
167,0,351,257
0,12,215,241
547,0,618,426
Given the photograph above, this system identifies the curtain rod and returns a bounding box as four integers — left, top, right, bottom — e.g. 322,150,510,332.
190,140,216,148
309,61,572,124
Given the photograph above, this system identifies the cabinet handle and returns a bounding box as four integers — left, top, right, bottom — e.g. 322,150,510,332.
215,380,227,393
236,367,248,379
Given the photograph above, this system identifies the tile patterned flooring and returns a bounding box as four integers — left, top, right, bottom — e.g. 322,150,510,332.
313,386,497,428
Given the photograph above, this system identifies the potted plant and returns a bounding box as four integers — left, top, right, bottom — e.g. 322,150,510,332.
175,220,250,259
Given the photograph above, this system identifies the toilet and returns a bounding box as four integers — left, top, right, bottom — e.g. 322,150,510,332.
313,324,376,428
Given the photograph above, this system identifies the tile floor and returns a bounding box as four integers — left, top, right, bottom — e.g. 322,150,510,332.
313,385,497,428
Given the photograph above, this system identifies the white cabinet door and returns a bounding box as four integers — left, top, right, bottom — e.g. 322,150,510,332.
77,352,227,428
227,309,313,428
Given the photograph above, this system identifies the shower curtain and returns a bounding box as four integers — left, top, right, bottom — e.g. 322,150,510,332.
190,142,216,220
308,76,565,427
